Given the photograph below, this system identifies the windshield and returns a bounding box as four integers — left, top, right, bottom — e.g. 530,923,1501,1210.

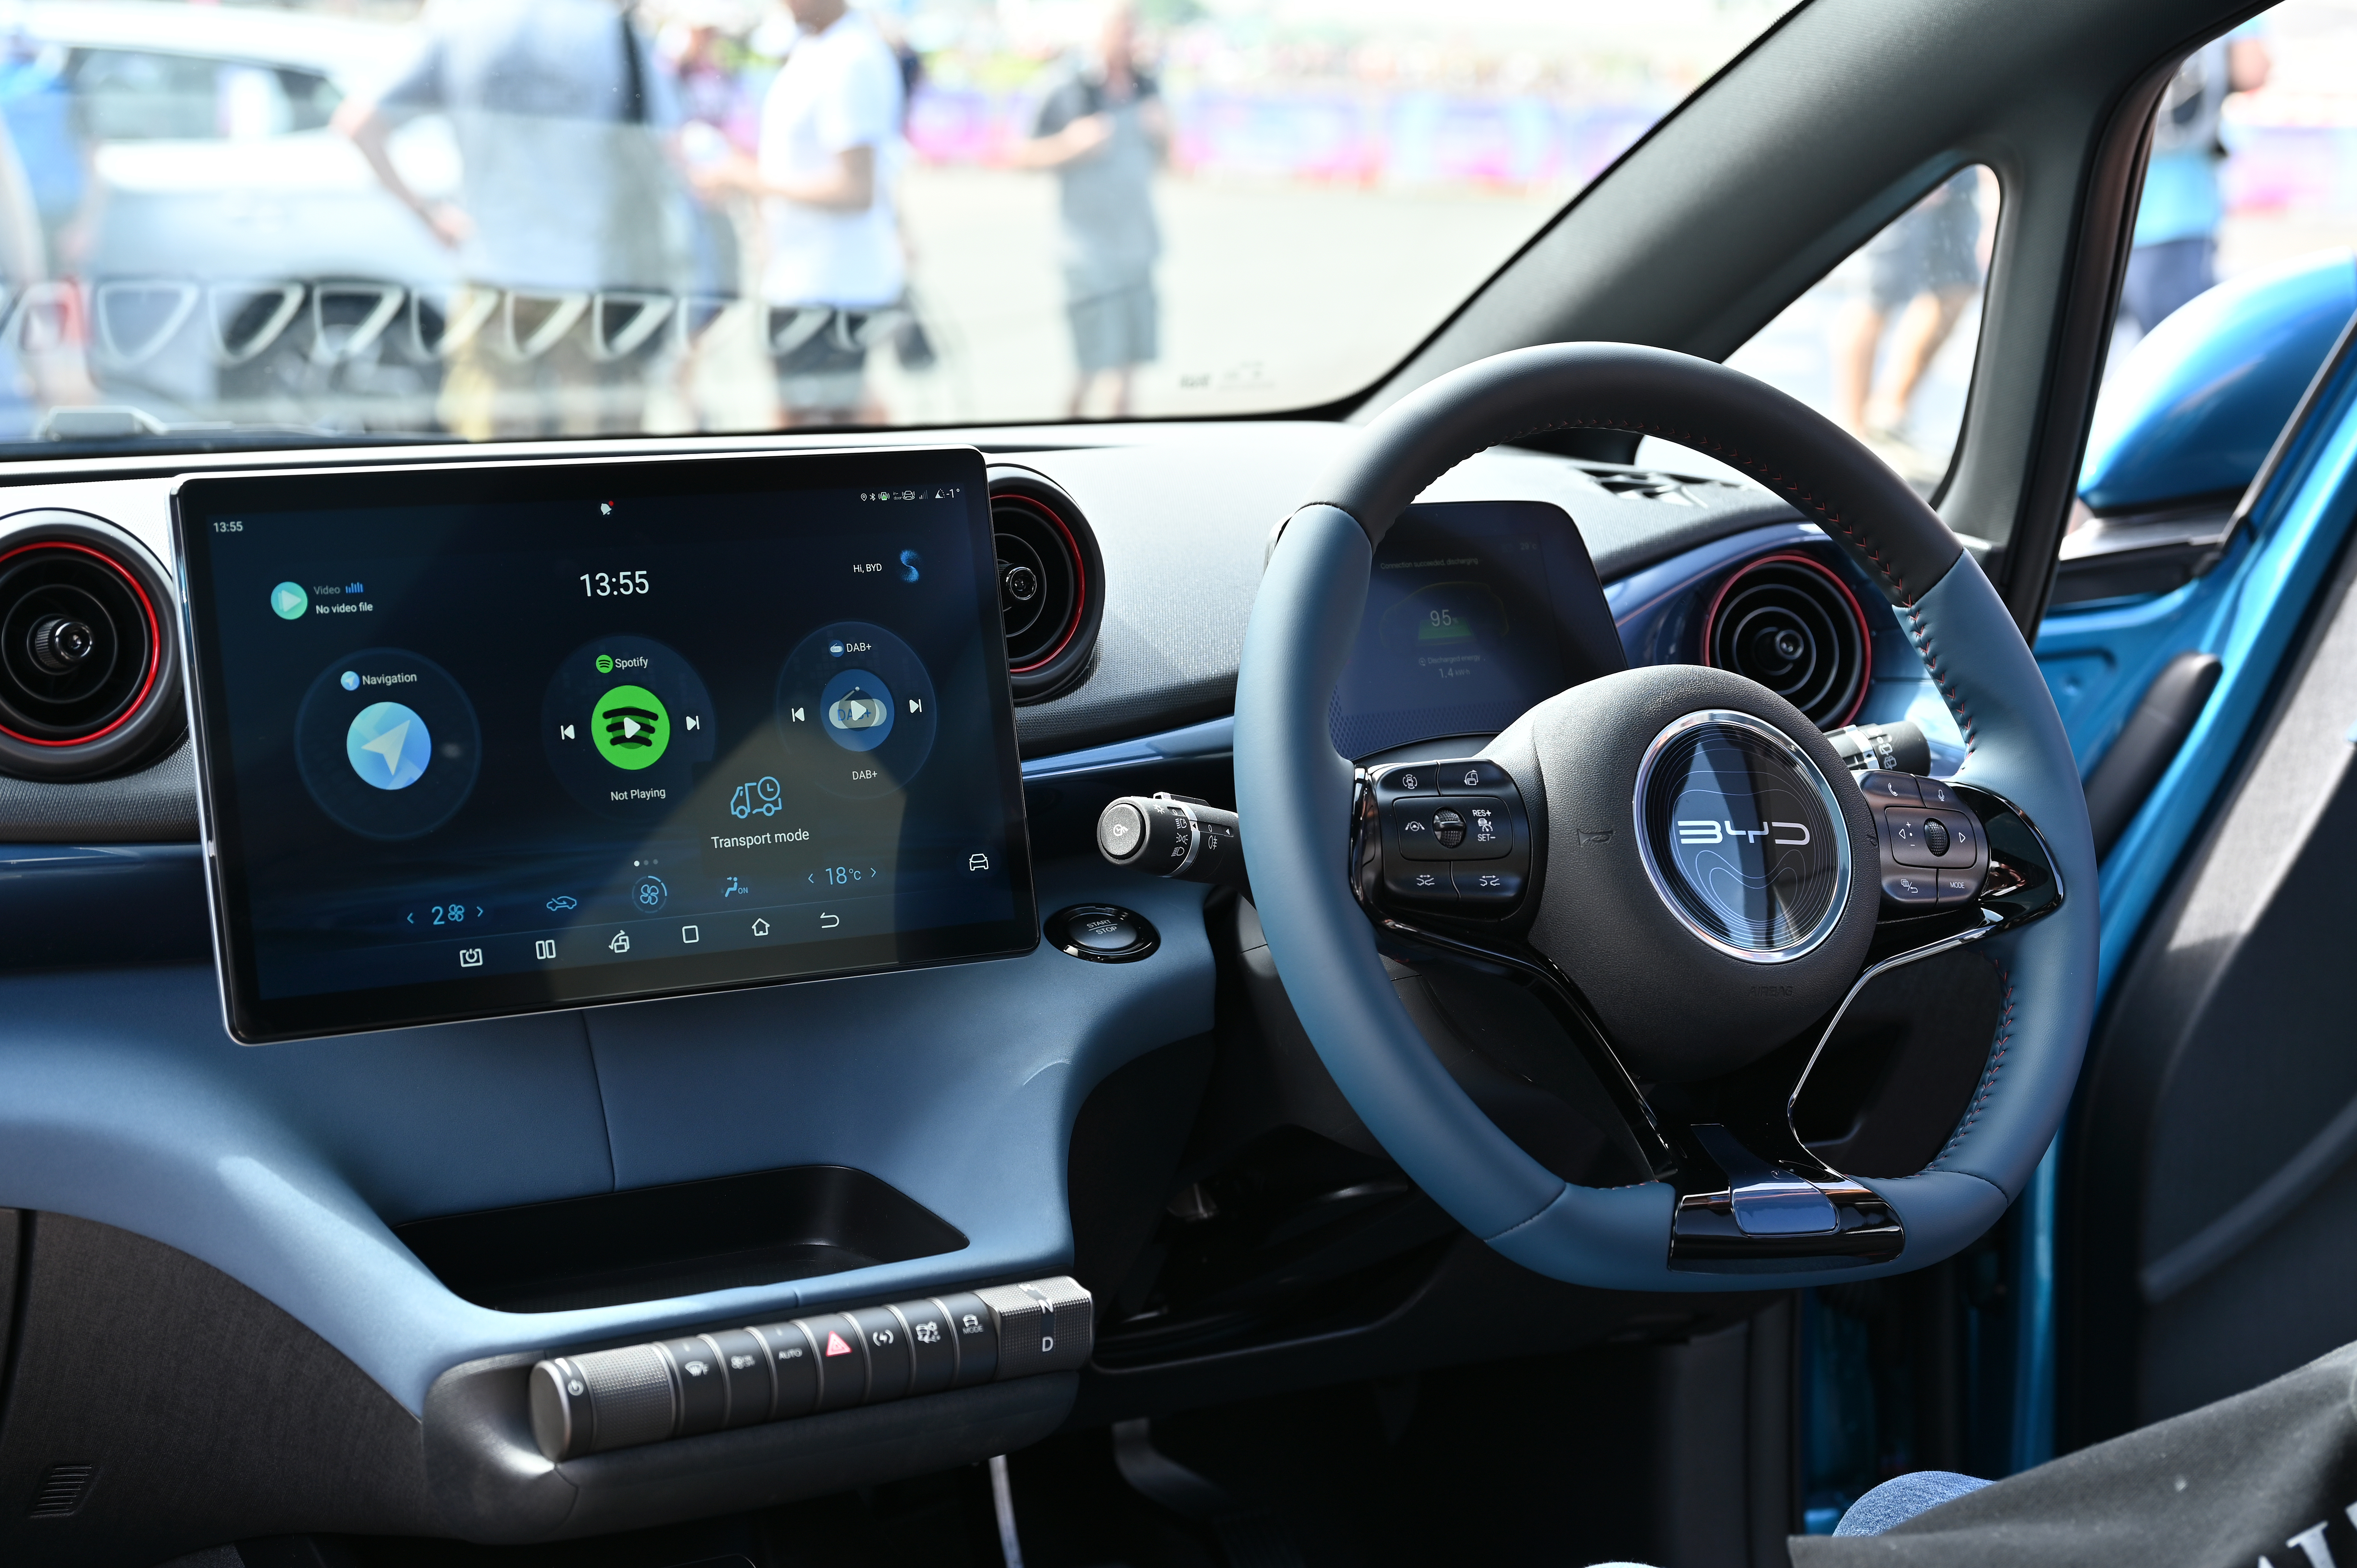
0,0,1799,447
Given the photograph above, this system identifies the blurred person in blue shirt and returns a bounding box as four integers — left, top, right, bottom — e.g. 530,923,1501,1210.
2122,28,2270,335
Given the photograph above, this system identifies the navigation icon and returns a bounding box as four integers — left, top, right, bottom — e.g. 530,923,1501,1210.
345,701,431,791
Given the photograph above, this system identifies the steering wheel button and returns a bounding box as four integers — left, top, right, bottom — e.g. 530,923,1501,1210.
1855,768,1922,803
1384,862,1457,905
1890,806,1979,868
1454,865,1525,904
1459,799,1514,858
1917,776,1961,808
1935,868,1983,906
1372,764,1440,803
1433,809,1466,847
1438,760,1512,794
1881,869,1940,908
1389,800,1458,861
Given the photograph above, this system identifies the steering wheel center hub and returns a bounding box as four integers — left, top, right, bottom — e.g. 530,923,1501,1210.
1634,710,1851,963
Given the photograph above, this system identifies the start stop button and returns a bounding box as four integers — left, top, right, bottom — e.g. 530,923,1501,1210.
1045,904,1160,963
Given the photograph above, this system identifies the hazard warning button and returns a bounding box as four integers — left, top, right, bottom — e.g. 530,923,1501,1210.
809,1312,869,1411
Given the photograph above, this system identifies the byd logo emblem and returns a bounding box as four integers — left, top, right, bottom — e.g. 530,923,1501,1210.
1675,819,1813,846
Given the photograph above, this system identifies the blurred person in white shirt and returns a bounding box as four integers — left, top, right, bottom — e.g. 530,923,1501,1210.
697,0,903,426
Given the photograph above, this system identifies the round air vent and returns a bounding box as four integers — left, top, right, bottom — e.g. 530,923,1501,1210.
988,466,1103,704
0,513,184,781
1702,552,1871,729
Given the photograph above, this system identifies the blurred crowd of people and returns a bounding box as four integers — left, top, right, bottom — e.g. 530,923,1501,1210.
0,0,1169,435
323,0,1168,434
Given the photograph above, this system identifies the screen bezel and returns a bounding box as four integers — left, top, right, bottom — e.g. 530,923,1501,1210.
173,447,1037,1045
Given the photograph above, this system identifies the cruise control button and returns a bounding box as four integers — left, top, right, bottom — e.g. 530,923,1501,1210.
1882,869,1940,908
1857,770,1922,804
1389,800,1456,861
1438,760,1512,794
1457,798,1513,859
1432,808,1466,848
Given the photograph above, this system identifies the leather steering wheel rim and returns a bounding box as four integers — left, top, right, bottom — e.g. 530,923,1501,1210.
1233,342,2099,1290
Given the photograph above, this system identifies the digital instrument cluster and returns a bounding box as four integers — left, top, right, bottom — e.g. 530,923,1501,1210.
175,449,1034,1042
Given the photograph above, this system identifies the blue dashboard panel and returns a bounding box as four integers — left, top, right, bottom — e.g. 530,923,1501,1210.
0,858,1213,1416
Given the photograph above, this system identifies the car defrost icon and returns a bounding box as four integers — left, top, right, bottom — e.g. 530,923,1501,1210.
827,688,887,731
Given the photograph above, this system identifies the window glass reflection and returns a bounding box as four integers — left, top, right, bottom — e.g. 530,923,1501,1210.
0,0,1802,444
1722,168,1999,496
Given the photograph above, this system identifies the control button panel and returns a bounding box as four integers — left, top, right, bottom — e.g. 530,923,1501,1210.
528,1275,1091,1462
1363,758,1533,916
1861,772,1986,913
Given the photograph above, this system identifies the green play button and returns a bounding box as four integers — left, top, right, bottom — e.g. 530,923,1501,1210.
592,684,670,770
270,581,307,620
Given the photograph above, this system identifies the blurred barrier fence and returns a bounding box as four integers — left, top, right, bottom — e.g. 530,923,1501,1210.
906,82,1663,190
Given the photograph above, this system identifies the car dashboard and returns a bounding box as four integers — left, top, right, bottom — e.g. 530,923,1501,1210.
0,422,1966,1557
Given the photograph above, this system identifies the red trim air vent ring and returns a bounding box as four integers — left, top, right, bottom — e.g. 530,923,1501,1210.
1701,550,1873,729
0,511,186,782
986,466,1106,706
0,538,162,748
995,491,1086,675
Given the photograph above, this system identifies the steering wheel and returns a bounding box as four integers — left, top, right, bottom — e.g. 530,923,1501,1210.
1233,344,2098,1290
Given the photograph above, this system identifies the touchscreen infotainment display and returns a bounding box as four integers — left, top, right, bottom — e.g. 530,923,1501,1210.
175,448,1034,1043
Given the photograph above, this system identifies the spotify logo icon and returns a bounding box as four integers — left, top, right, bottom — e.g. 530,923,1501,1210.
592,685,669,770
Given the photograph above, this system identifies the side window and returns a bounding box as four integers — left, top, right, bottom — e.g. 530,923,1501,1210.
1721,167,2000,496
69,51,303,143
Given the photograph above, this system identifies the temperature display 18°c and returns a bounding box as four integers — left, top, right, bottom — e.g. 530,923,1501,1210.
581,570,650,597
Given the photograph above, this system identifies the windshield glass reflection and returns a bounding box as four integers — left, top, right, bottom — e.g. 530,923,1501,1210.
0,0,1798,447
